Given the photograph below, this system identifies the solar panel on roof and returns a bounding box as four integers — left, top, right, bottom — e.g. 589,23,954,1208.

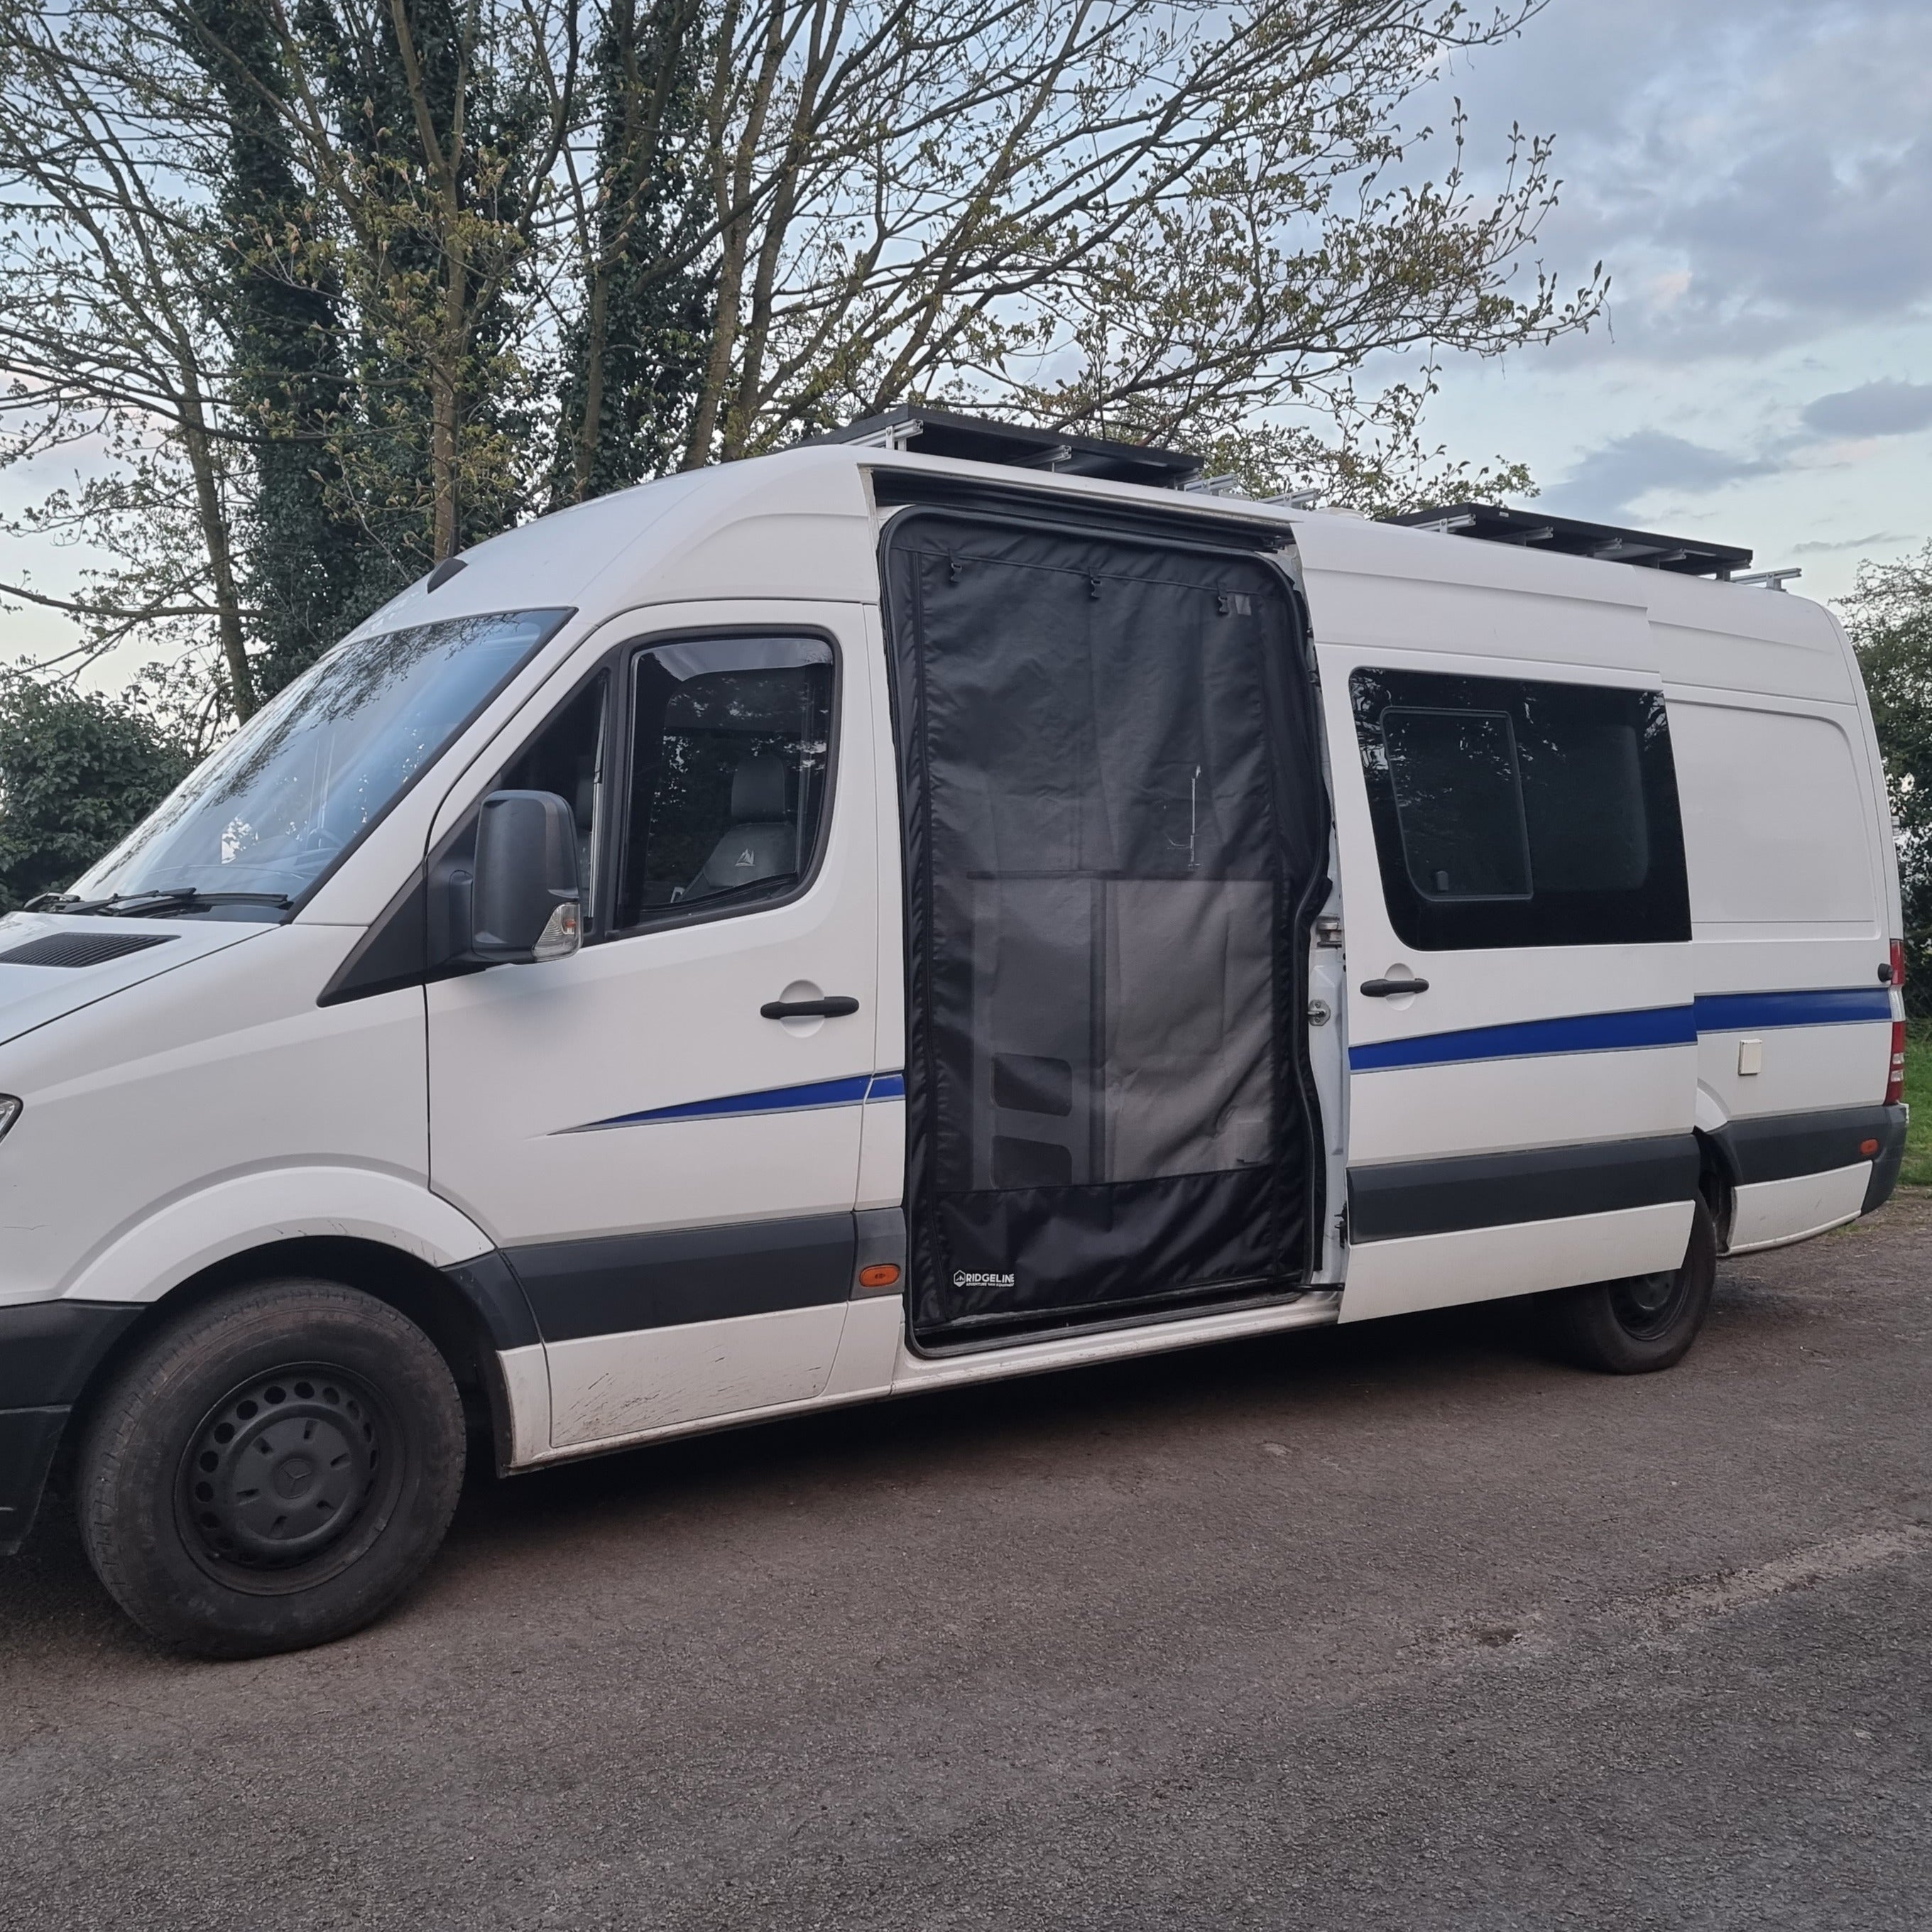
807,413,1761,579
1382,503,1752,577
809,405,1204,488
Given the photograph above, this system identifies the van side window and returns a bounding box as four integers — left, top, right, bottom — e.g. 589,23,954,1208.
1381,707,1532,901
1351,669,1690,950
613,634,834,931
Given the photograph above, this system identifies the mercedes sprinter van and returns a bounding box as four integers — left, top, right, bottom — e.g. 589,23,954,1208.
0,411,1904,1653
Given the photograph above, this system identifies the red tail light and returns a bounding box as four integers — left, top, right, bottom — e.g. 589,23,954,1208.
1884,939,1906,1106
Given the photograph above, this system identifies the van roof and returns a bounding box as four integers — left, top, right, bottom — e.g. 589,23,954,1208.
346,436,1845,706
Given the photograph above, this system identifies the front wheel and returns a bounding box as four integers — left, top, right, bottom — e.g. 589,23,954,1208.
1544,1197,1718,1374
77,1279,466,1657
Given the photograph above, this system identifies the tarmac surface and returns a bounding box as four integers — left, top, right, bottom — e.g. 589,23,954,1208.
3,1200,1929,1929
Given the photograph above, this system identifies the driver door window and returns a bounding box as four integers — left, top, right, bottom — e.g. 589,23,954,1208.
614,635,834,932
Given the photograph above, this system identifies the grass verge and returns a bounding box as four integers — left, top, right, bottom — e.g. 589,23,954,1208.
1900,1022,1932,1188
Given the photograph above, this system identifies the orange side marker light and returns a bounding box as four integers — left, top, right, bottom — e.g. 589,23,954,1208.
858,1263,900,1289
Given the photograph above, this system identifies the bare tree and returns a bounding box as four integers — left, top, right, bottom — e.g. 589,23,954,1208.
0,6,258,710
668,0,1603,491
0,0,1603,724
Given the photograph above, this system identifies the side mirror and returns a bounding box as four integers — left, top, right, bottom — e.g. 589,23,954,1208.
470,790,582,964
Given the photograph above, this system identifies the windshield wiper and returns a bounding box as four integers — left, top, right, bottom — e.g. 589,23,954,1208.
26,888,291,918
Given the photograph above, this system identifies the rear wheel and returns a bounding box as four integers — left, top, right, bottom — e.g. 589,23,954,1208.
1544,1197,1718,1374
77,1279,465,1657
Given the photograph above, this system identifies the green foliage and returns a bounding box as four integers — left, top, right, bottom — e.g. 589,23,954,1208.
1845,544,1932,1013
0,670,196,911
184,0,367,702
552,0,716,503
1901,1021,1932,1186
293,0,553,568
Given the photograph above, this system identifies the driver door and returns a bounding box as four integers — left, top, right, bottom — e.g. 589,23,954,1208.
427,601,881,1447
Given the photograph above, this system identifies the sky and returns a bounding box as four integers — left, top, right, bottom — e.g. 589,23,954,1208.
1409,0,1932,600
5,0,1928,684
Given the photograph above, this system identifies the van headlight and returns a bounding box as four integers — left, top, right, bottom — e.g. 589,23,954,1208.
0,1096,19,1142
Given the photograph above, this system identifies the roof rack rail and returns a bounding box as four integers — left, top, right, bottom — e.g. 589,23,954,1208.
809,405,1203,489
1382,502,1752,578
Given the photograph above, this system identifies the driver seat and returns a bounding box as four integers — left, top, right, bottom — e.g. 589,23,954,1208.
688,753,797,897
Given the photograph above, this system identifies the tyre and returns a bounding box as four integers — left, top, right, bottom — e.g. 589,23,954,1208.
77,1278,466,1658
1544,1196,1718,1374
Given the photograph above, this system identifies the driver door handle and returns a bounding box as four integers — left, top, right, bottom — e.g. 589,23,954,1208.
760,995,861,1019
1360,976,1429,998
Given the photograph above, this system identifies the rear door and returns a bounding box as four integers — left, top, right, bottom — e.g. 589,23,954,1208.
1306,583,1699,1321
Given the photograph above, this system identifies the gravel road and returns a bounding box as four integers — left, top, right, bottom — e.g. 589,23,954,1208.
4,1201,1928,1929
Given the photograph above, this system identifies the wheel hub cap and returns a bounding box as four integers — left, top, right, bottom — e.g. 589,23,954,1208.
183,1372,382,1569
1609,1267,1688,1341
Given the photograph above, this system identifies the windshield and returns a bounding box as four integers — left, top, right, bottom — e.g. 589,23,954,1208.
71,608,569,914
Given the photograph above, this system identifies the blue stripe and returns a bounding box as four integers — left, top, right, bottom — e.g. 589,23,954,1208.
1692,987,1893,1031
1352,985,1893,1074
1350,1005,1694,1072
569,1071,905,1133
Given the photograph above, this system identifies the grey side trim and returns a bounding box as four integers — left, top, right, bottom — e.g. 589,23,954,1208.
1349,1134,1700,1243
507,1213,857,1343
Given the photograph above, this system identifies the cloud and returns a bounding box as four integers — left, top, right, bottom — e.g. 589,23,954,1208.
1790,530,1911,555
1425,0,1932,366
1538,431,1774,520
1801,381,1932,438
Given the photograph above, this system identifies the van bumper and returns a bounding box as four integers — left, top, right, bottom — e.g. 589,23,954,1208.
1863,1103,1909,1215
0,1301,142,1554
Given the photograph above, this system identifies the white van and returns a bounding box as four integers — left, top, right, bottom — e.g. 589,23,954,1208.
0,412,1904,1655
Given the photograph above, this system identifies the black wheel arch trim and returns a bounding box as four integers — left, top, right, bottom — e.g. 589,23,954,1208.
0,1407,74,1554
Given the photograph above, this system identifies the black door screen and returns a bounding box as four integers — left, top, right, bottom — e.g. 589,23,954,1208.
883,511,1330,1344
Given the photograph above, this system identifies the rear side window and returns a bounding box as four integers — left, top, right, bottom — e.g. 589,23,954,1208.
1350,669,1690,949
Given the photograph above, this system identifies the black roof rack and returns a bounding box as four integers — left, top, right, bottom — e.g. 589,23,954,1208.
811,405,1203,489
1382,502,1752,577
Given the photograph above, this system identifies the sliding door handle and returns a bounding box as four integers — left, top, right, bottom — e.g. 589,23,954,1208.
760,995,861,1019
1360,976,1429,998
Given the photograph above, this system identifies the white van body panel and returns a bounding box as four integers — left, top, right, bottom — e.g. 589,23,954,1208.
1728,1165,1868,1254
1337,1201,1696,1324
0,923,432,1308
1347,1044,1695,1167
57,1165,494,1309
424,594,883,1441
547,1302,852,1446
0,911,268,1050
